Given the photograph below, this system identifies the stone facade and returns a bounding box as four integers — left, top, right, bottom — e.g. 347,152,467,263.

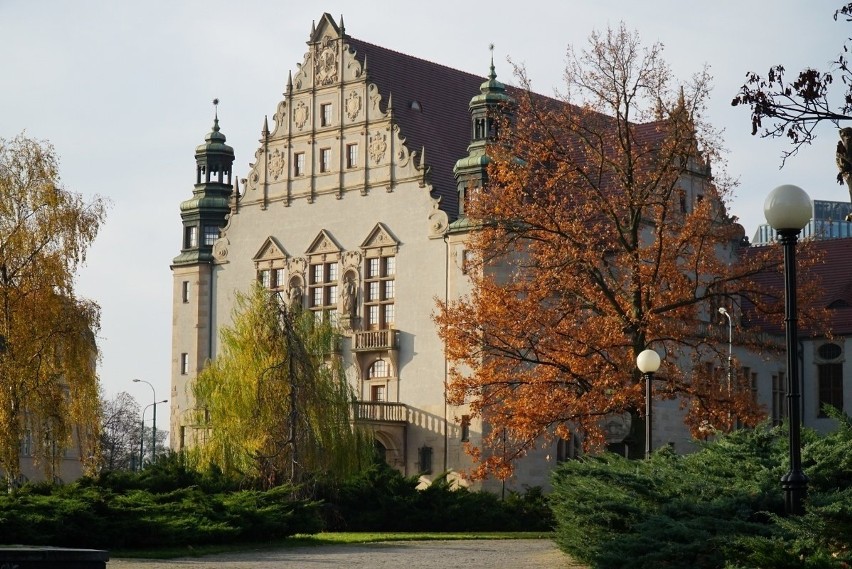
171,13,849,492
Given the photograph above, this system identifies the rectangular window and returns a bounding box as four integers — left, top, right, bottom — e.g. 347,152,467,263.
419,446,433,474
294,152,305,176
20,430,32,457
273,268,285,289
461,415,470,442
203,225,219,246
364,255,396,330
309,261,339,320
258,269,271,289
818,363,844,416
371,384,385,402
180,353,189,375
321,103,332,127
346,143,358,168
319,148,331,173
184,226,198,248
181,281,190,303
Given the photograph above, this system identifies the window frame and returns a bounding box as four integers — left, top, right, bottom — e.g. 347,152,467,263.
319,147,331,173
346,143,358,169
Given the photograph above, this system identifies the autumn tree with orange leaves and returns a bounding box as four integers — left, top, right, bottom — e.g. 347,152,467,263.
435,24,809,479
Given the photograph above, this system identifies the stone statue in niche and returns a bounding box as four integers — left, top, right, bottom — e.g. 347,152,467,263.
341,275,356,317
288,284,302,308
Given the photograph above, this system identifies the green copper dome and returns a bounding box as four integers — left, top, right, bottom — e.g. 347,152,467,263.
195,116,234,156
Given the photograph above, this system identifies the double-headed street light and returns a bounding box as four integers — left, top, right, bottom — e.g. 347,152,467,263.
636,349,662,459
764,183,812,516
133,378,166,468
140,399,168,469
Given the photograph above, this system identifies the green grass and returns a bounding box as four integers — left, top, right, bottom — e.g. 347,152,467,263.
112,531,555,559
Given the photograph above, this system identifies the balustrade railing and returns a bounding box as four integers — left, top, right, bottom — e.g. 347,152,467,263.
354,401,407,423
353,329,397,351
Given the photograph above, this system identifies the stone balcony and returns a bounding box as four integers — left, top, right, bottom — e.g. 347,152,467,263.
353,329,398,352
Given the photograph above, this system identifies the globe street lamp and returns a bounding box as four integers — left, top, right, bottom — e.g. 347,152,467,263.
764,183,812,515
636,349,662,459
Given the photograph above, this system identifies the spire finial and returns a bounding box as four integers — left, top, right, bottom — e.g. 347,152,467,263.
488,44,496,81
212,98,220,131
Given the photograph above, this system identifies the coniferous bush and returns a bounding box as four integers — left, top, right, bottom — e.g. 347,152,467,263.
550,414,852,568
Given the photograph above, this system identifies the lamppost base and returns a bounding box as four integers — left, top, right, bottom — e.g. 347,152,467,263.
781,470,809,515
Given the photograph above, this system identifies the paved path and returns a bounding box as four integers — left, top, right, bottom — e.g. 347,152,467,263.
109,539,585,569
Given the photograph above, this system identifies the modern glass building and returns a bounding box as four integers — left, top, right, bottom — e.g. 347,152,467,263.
753,199,852,245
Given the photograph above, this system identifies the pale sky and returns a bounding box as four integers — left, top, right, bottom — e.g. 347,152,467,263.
1,1,847,438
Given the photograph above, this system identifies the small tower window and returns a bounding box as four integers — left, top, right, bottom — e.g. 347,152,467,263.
203,225,219,246
181,281,190,303
184,226,198,248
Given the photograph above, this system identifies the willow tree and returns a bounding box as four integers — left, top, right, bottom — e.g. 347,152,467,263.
435,24,806,479
192,284,372,488
0,134,107,485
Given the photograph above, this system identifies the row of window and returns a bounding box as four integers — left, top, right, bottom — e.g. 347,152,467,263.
292,143,359,176
257,255,396,329
765,363,844,425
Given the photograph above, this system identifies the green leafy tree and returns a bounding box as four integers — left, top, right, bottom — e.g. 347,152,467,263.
0,134,107,486
191,284,372,488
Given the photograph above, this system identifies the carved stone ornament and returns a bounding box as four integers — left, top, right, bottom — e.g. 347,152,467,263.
345,91,362,120
213,237,229,261
369,130,388,164
294,101,309,131
603,412,633,444
287,257,307,275
342,250,362,270
315,35,338,86
269,148,285,180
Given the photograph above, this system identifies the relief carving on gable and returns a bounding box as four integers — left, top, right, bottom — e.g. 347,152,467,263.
345,91,362,121
427,200,449,238
369,130,388,164
294,101,309,131
314,35,339,86
268,148,285,180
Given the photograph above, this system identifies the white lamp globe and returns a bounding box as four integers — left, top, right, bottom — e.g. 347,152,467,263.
764,184,813,231
636,349,662,374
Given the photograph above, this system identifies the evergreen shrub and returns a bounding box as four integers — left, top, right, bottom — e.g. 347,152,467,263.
550,414,852,568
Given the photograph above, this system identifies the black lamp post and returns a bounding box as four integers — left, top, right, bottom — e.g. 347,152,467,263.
764,183,812,515
636,348,662,459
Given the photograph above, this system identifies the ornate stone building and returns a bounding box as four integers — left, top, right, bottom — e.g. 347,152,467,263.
171,13,848,491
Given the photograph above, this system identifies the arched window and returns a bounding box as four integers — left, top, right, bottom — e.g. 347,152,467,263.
368,359,391,378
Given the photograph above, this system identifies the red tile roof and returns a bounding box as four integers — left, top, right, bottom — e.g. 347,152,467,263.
346,37,484,220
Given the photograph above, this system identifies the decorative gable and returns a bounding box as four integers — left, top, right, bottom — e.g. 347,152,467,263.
306,229,343,256
361,223,399,255
252,236,288,262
